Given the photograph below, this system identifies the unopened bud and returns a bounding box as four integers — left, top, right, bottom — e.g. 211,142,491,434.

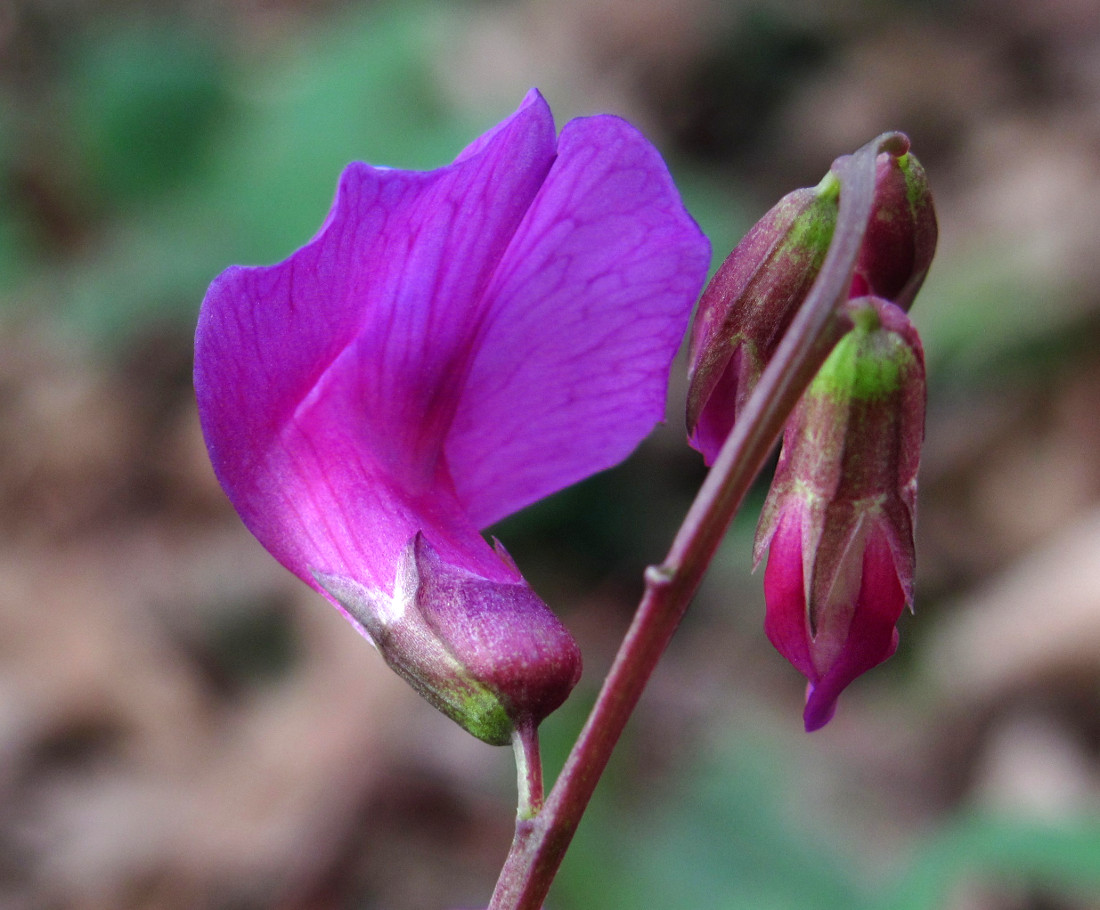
754,296,926,731
315,533,582,745
687,136,936,466
687,175,839,464
850,144,938,308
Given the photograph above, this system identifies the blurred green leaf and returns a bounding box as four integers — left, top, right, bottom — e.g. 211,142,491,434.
882,812,1100,910
552,730,869,910
66,22,229,203
548,728,1100,910
0,99,30,291
912,231,1098,392
35,2,495,344
671,163,755,276
16,0,757,350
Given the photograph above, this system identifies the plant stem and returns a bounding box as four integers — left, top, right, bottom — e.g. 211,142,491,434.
490,721,544,903
488,132,905,910
512,719,544,820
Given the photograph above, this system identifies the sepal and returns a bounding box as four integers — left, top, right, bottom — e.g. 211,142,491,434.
315,534,582,746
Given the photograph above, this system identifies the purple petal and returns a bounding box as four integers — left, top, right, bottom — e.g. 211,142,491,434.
196,90,709,620
802,522,905,731
445,114,710,528
762,504,816,681
196,92,558,591
689,345,749,466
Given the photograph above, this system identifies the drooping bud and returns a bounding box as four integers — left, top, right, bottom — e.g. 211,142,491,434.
850,144,938,309
753,296,925,731
686,135,936,467
314,533,582,746
686,175,840,464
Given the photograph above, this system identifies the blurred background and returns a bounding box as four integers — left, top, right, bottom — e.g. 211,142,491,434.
3,0,1100,907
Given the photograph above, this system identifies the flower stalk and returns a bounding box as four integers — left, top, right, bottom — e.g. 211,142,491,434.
488,131,907,910
512,720,544,821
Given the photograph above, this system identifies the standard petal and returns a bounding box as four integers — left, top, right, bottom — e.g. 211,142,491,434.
240,401,513,600
445,115,710,528
195,92,558,589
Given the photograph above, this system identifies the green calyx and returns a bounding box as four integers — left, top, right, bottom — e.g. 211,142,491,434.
421,672,515,746
316,568,518,746
814,170,841,202
778,186,838,269
314,534,582,749
810,308,915,402
897,152,929,213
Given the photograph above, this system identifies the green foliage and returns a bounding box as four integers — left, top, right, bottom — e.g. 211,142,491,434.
1,0,753,349
8,4,501,342
65,23,229,203
0,100,28,292
546,726,1100,909
552,729,871,910
883,812,1100,910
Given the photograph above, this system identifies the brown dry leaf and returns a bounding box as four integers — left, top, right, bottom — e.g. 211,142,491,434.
925,506,1100,704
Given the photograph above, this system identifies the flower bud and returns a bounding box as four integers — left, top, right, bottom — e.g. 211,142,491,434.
687,137,936,466
754,296,925,731
687,175,840,464
849,145,938,309
315,533,582,746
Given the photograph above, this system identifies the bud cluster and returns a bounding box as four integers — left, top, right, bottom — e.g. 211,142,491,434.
687,137,936,730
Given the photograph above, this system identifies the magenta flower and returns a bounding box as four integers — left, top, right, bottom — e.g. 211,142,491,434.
754,297,926,731
194,90,709,742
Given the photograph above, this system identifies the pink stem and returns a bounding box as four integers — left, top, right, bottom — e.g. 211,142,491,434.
488,132,906,910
